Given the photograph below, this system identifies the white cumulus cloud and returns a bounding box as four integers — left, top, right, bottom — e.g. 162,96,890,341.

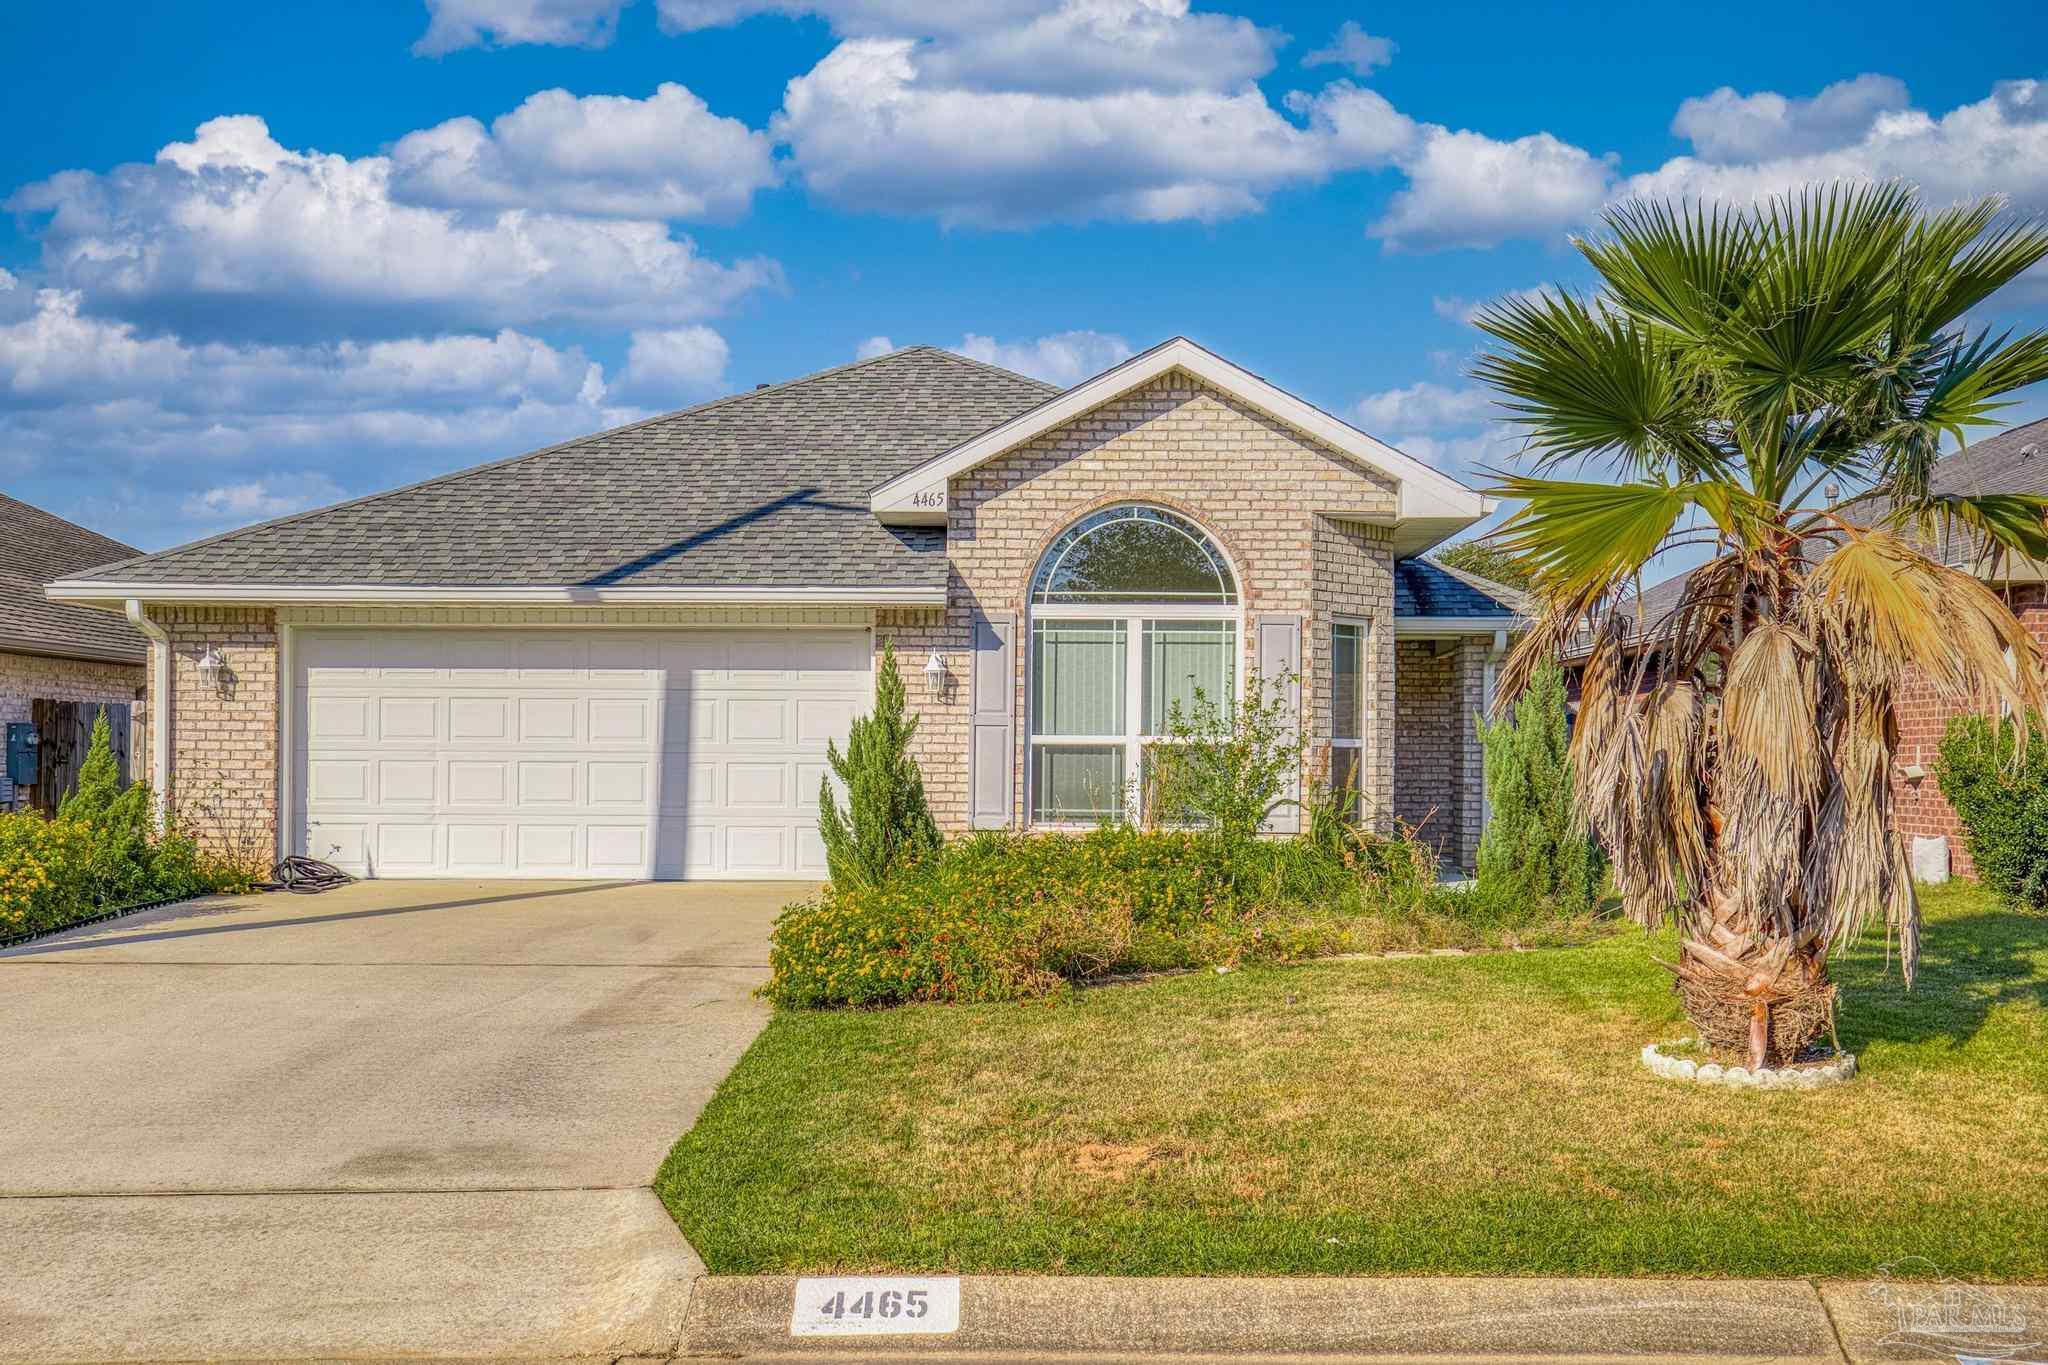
1353,381,1495,434
622,325,731,398
0,286,658,545
181,473,350,523
390,84,777,221
954,330,1132,384
414,0,632,55
1670,73,1910,164
1620,78,2048,218
6,114,777,341
854,335,896,359
1303,20,1395,76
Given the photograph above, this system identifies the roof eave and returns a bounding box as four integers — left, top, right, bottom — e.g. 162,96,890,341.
1392,615,1524,638
0,634,148,668
45,582,949,609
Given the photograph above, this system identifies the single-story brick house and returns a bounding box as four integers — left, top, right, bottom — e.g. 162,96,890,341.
1607,415,2048,881
2,494,147,809
48,338,1520,879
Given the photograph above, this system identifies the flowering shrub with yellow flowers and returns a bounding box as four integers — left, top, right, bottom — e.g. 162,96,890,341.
0,713,213,942
766,822,1605,1008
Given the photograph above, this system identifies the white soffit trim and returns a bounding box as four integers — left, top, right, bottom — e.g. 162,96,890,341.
1392,616,1525,637
47,582,947,608
872,336,1496,528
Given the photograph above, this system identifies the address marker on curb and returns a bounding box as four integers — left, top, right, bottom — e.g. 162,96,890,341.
790,1276,961,1337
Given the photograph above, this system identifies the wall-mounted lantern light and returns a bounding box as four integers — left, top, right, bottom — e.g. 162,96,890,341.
923,651,949,694
196,643,227,695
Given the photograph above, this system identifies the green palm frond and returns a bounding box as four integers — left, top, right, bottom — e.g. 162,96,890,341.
1927,492,2048,564
1470,292,1725,478
1578,198,1755,341
1486,476,1762,602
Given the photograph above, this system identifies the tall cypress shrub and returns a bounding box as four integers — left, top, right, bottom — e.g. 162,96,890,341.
818,640,940,890
1476,657,1600,910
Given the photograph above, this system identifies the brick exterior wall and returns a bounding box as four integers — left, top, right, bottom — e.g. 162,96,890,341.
1890,582,2048,880
1310,518,1397,832
897,368,1401,833
0,650,145,806
149,606,279,863
1389,636,1493,869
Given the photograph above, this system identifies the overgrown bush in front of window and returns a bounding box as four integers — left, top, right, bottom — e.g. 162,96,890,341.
765,821,1605,1008
1143,670,1304,846
0,712,212,940
1475,657,1602,912
818,639,940,891
1935,712,2048,907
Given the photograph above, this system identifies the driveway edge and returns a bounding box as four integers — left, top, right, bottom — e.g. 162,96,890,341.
680,1274,1850,1360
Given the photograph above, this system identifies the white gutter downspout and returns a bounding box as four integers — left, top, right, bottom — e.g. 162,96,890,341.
124,600,171,823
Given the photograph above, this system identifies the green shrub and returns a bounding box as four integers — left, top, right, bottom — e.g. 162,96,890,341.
818,639,939,891
0,714,215,940
1476,658,1601,912
1145,670,1305,849
765,824,1605,1008
1935,712,2048,906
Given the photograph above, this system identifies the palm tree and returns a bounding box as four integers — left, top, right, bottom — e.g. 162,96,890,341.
1474,183,2048,1069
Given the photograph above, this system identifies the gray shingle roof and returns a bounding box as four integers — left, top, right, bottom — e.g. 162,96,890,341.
0,494,146,665
1394,558,1522,618
71,347,1059,592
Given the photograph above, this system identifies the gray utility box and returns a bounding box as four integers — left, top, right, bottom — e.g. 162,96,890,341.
6,722,38,787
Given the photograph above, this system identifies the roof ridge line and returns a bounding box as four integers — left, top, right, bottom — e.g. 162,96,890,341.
63,346,987,582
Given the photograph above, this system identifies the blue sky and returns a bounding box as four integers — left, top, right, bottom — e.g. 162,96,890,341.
3,0,2046,551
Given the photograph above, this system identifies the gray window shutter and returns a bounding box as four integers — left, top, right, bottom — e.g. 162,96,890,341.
969,611,1017,830
1257,613,1303,834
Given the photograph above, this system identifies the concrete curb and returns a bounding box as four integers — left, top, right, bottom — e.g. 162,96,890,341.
682,1275,1854,1360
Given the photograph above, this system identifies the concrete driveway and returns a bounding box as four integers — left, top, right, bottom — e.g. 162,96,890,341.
0,879,791,1363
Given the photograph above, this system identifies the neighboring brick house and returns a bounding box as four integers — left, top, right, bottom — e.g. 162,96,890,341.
48,339,1518,880
0,494,148,807
1604,416,2048,881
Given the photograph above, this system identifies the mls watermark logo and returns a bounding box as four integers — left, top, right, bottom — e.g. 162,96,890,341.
1866,1258,2041,1363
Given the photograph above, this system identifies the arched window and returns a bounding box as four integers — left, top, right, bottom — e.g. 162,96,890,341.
1027,505,1239,823
1030,504,1238,605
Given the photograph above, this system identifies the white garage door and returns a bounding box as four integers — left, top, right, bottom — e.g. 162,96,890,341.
294,628,870,879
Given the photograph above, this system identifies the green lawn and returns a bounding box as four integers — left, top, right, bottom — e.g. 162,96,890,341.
656,881,2047,1279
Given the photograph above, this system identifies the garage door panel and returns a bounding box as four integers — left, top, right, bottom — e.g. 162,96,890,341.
587,824,650,874
448,759,510,806
299,627,867,879
726,762,787,808
588,760,651,805
589,697,653,744
516,825,579,870
796,697,858,744
727,698,788,744
375,824,439,873
449,697,512,742
517,761,578,805
516,696,580,743
307,759,369,804
379,696,440,742
378,760,438,805
308,696,371,742
725,825,789,873
446,823,510,872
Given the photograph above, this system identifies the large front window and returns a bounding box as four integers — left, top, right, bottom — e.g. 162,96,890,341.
1331,621,1366,819
1027,506,1238,823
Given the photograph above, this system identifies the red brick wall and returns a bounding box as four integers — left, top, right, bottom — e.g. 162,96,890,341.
1890,583,2048,879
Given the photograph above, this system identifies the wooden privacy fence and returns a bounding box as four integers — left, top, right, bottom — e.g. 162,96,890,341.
23,699,132,814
